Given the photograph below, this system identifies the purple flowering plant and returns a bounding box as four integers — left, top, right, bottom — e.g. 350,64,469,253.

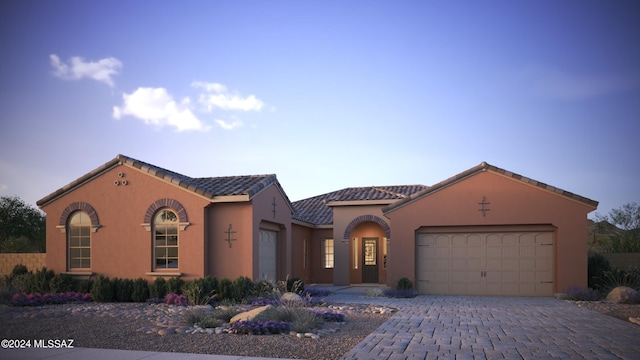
312,310,345,322
230,320,291,335
165,293,189,306
11,292,91,307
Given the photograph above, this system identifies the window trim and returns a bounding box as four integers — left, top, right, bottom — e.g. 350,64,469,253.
322,238,334,269
67,211,91,270
152,208,180,271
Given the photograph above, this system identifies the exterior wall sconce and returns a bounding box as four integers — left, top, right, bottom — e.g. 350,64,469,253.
224,224,237,248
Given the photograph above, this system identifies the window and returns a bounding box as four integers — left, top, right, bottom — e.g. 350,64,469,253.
322,239,334,269
154,209,179,269
303,238,309,269
68,212,91,269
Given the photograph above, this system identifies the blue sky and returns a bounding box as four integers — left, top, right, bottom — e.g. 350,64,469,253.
1,1,638,218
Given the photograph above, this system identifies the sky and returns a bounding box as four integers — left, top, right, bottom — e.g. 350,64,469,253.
1,1,639,219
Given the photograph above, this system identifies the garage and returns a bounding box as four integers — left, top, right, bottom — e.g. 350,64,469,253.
259,229,277,282
416,227,555,296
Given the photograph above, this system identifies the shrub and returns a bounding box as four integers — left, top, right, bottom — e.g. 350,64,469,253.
301,287,331,298
588,253,611,290
232,276,256,302
183,282,215,305
182,307,209,325
396,277,413,290
149,277,168,299
131,278,149,302
31,267,56,294
199,316,224,328
384,288,418,298
49,273,75,293
255,280,274,298
312,310,345,322
211,307,242,322
164,293,188,306
11,273,34,293
619,291,640,304
562,286,601,301
114,278,134,302
598,268,640,294
230,320,291,335
75,279,93,294
6,264,29,286
217,278,233,301
166,277,184,295
90,276,114,302
11,292,91,307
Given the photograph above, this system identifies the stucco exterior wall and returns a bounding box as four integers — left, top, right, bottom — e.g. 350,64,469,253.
291,224,312,283
349,221,387,284
41,163,210,281
309,228,333,284
251,184,293,281
331,205,391,285
385,171,595,293
205,202,253,280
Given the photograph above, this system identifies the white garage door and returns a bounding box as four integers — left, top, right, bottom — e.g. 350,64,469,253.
259,230,277,282
416,231,554,296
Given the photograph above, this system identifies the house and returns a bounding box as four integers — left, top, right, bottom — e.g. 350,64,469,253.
38,155,598,296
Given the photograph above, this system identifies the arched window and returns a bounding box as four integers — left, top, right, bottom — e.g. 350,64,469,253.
68,211,91,269
153,209,179,269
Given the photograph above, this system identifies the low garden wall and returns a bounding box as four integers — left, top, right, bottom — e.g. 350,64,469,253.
0,253,46,277
599,253,640,270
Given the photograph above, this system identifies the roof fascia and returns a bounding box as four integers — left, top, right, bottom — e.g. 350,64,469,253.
326,199,398,207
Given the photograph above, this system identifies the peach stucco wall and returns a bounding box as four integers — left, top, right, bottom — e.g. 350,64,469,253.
331,205,391,286
291,224,312,283
41,163,210,281
384,170,596,294
205,202,253,280
349,221,387,284
251,184,292,281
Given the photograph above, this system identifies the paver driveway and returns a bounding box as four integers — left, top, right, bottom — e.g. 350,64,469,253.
335,295,640,360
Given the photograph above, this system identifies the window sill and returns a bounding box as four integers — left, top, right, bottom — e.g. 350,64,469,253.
62,271,93,280
146,272,182,277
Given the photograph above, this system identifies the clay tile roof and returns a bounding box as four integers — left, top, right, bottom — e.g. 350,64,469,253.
292,185,427,225
37,154,288,207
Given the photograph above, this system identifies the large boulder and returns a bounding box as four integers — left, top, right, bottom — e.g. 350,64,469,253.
280,292,303,302
605,286,639,303
229,305,273,324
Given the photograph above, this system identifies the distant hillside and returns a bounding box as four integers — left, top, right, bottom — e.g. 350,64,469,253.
588,219,635,253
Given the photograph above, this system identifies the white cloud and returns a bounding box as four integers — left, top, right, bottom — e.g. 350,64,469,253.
215,119,243,130
113,87,211,132
192,81,264,111
50,54,122,87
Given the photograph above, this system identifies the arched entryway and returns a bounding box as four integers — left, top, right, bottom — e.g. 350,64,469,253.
344,216,390,284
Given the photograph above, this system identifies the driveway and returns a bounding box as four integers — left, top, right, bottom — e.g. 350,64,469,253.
333,295,640,359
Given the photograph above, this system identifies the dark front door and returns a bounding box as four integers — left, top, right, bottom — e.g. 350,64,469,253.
362,237,379,283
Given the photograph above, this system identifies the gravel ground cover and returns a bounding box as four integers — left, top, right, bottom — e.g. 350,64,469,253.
0,302,392,360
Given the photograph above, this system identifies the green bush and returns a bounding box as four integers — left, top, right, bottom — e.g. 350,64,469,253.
599,268,640,293
232,276,256,301
131,278,149,302
7,264,29,284
90,276,114,302
166,277,184,294
149,277,168,299
49,273,75,293
113,278,134,302
31,267,56,294
396,277,413,290
76,279,93,294
217,278,233,301
199,316,224,328
211,307,242,322
183,281,215,305
588,253,611,290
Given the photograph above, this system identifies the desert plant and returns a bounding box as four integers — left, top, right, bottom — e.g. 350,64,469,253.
90,276,114,302
364,288,385,297
183,282,215,305
211,306,242,322
75,279,93,294
384,288,418,298
199,316,224,328
598,268,640,293
131,278,149,302
49,273,75,293
31,267,56,294
149,277,168,299
396,277,413,290
182,307,209,325
217,278,233,301
562,286,601,301
230,320,291,335
588,253,611,290
164,293,188,306
232,276,256,302
166,277,184,294
286,277,305,294
113,278,134,302
5,264,29,286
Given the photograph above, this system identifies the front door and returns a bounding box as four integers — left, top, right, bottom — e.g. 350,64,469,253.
362,237,379,283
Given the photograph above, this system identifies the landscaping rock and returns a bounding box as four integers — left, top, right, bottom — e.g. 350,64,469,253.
280,292,303,302
229,304,273,324
605,286,639,303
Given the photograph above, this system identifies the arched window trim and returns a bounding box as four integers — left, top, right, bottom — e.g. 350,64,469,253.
141,198,190,231
67,211,92,270
152,208,179,270
57,202,101,233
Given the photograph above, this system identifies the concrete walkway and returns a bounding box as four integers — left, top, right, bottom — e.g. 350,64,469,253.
2,287,640,359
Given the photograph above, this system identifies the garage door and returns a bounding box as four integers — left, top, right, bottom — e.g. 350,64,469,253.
416,230,554,296
259,230,277,282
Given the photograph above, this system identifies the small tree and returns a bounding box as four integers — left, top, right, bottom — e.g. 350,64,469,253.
0,196,46,252
594,202,640,253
